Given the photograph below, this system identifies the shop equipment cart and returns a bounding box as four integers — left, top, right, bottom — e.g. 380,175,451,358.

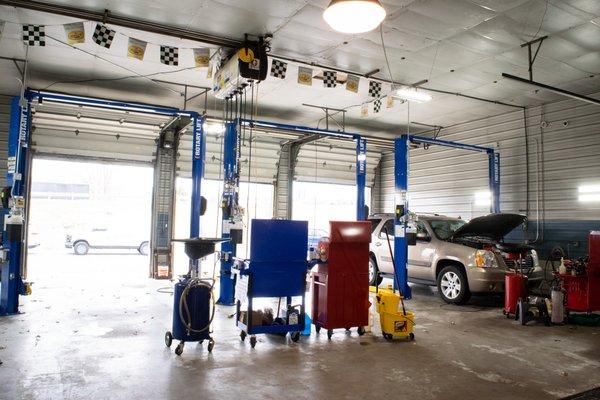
233,219,308,348
311,221,371,339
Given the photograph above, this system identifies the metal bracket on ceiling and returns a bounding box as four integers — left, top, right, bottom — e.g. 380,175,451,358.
102,8,110,24
521,36,548,81
302,103,346,132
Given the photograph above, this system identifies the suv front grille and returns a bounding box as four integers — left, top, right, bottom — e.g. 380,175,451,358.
503,254,534,275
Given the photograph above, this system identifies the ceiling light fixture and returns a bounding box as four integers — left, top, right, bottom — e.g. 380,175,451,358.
394,86,432,103
323,0,386,34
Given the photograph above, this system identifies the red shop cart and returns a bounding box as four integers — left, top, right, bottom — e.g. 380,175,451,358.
310,221,371,339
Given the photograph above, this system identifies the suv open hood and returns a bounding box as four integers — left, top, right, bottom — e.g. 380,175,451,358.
451,213,526,242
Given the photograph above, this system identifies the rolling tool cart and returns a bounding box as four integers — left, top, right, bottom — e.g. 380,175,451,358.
233,219,308,348
311,221,371,339
165,238,227,356
558,232,600,314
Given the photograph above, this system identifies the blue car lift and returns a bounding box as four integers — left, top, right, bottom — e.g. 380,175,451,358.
1,89,203,316
393,134,500,299
215,118,368,306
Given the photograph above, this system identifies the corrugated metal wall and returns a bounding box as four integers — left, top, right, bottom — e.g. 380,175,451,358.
373,94,600,257
0,95,11,187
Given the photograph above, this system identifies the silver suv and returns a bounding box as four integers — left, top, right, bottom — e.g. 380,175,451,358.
369,213,541,304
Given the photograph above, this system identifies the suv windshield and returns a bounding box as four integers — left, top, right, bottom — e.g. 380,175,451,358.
369,218,382,233
429,219,466,240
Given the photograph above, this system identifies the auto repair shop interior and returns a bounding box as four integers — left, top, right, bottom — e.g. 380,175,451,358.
0,1,599,399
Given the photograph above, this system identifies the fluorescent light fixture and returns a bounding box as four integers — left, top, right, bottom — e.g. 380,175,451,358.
394,86,432,103
323,0,386,34
579,184,600,202
203,122,225,135
474,191,491,206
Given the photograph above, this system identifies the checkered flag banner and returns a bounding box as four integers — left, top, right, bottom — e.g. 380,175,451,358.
270,59,287,79
22,25,45,46
323,70,337,88
374,98,382,113
92,24,115,49
160,46,179,66
369,80,382,98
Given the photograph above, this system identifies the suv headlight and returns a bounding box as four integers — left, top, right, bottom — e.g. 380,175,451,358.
475,250,498,268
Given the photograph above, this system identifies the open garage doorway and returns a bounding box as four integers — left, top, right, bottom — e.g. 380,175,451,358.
26,157,154,290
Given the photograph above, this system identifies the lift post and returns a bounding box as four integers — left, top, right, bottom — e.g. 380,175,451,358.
393,135,412,299
217,122,240,305
0,95,31,315
189,112,205,271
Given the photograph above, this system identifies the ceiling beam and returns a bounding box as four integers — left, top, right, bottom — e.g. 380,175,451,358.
502,73,600,106
0,0,242,48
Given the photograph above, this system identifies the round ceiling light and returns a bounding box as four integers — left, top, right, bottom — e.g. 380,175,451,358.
323,0,386,34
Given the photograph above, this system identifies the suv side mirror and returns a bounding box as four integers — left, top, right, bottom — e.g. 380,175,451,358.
416,232,431,242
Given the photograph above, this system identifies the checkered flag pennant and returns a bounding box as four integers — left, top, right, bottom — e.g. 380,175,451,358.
374,98,382,113
270,59,287,79
92,23,115,49
323,70,337,88
368,80,382,98
22,25,45,46
160,46,179,66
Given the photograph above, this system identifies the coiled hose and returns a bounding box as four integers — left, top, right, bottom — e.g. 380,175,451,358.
178,278,216,334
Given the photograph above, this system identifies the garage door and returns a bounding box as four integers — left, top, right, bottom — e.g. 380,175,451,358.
30,99,175,163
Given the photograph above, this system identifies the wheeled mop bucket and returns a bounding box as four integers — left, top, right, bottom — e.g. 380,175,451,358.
376,289,415,341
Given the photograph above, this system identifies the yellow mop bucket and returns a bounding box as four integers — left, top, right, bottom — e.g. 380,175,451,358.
375,289,415,341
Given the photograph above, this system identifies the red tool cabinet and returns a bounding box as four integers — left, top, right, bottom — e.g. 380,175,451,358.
561,232,600,313
311,221,371,338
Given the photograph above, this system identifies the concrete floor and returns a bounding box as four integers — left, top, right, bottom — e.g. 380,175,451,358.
1,251,599,400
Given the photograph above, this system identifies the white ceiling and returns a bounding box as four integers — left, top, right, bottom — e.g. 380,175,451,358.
0,0,599,138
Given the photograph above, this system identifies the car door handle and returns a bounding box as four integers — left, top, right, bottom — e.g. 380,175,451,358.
375,242,382,247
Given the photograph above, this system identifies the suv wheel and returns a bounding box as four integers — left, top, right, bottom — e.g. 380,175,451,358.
437,265,470,304
138,241,149,256
73,241,89,256
369,256,383,286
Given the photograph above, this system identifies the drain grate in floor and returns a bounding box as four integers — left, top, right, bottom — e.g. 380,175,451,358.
563,387,600,400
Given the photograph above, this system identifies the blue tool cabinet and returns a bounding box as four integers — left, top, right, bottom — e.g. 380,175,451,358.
233,219,308,348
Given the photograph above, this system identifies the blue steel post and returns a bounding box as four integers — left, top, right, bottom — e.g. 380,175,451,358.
393,135,412,299
488,151,500,213
217,122,238,305
356,137,367,220
1,95,30,315
189,113,205,273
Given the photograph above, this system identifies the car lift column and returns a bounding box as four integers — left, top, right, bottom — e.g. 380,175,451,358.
393,135,412,299
149,121,180,279
217,121,240,305
189,113,205,272
1,96,31,315
488,151,500,213
356,136,367,221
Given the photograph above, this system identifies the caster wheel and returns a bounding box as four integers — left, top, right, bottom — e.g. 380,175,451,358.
208,338,215,353
409,333,415,341
250,336,257,349
240,331,247,342
357,326,366,336
383,333,393,341
175,342,184,356
290,331,300,343
315,325,321,334
165,331,173,348
327,329,333,340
